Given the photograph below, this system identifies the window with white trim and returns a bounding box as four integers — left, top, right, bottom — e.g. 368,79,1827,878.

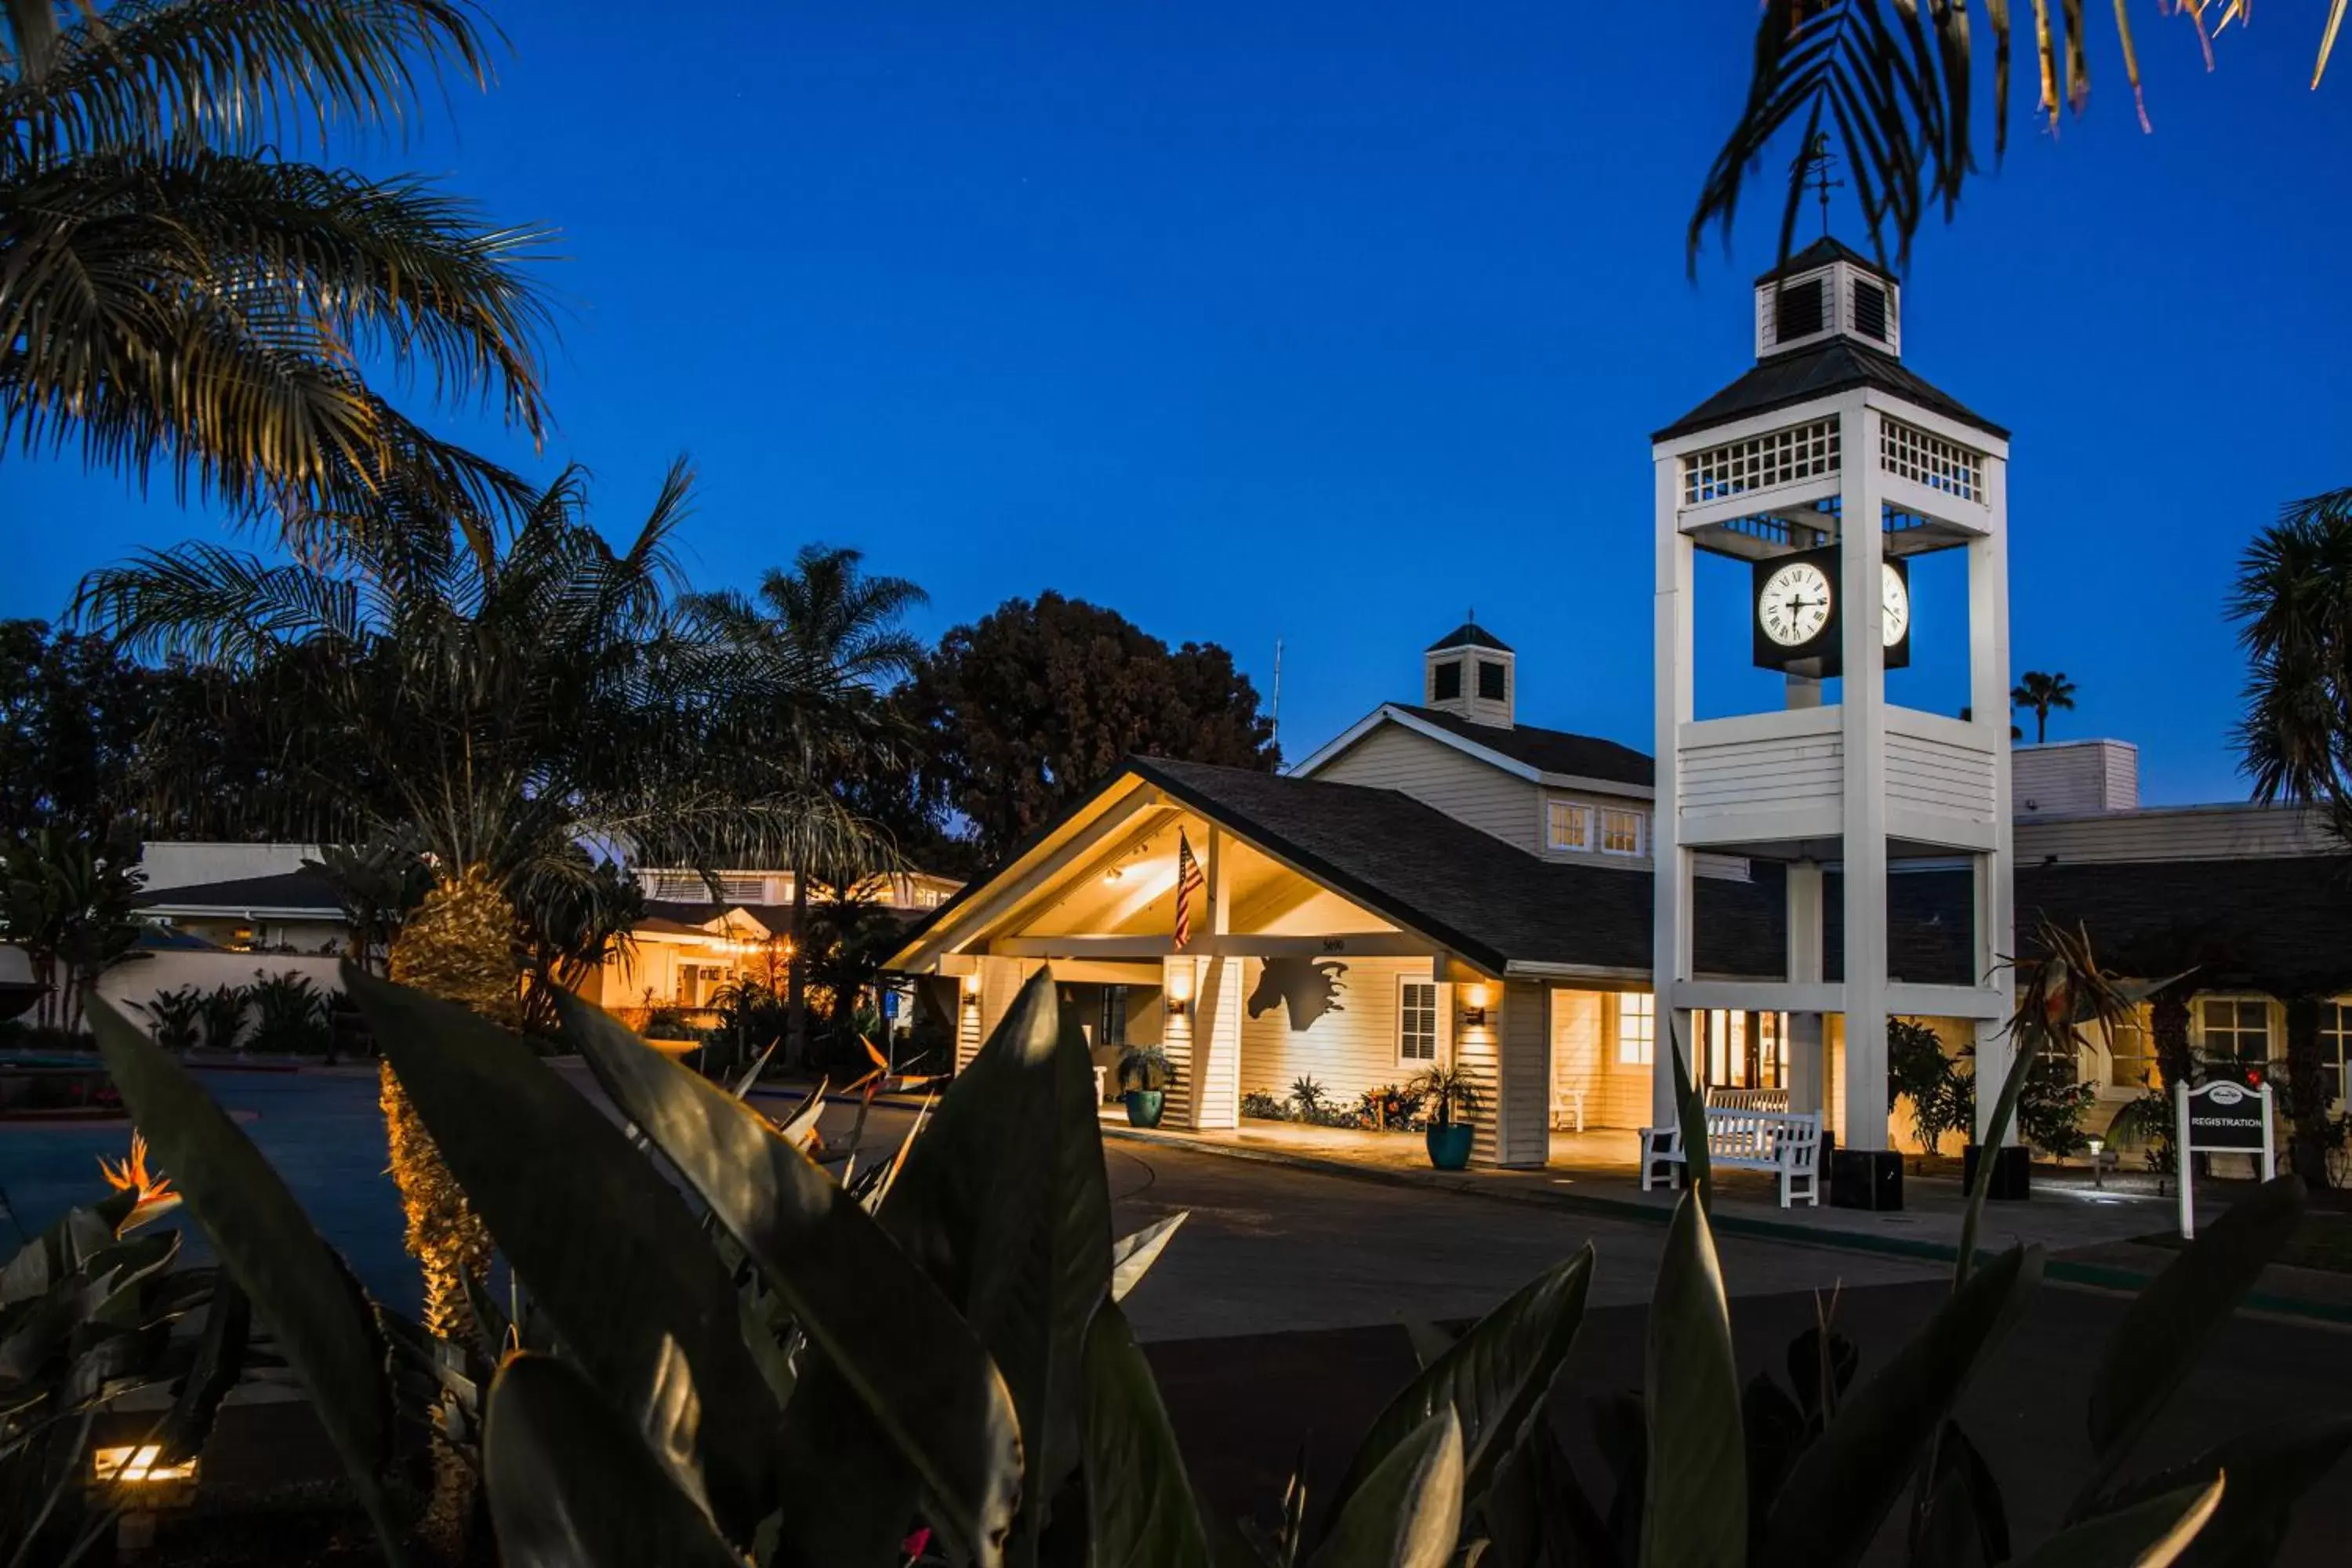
1617,993,1654,1065
2198,996,2272,1066
1599,807,1646,857
2323,1000,2352,1106
1545,800,1590,851
1399,979,1439,1063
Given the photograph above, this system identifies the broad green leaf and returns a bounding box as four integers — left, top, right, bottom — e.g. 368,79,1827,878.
881,967,1114,1549
1083,1298,1214,1568
345,966,777,1541
1759,1244,2042,1568
2093,1414,2352,1567
2081,1174,2306,1497
1641,1192,1744,1568
1403,1321,1457,1373
157,1275,249,1465
557,989,1023,1568
89,996,404,1563
483,1352,741,1568
1308,1410,1463,1568
1908,1421,2009,1568
1333,1247,1594,1515
2013,1477,2222,1568
1668,1012,1711,1203
1956,1032,2038,1289
1111,1212,1189,1303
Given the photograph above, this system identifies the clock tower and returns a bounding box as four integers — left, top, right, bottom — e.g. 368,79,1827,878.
1649,239,2017,1208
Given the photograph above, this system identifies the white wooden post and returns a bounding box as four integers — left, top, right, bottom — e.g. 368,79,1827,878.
1786,859,1825,1120
1652,453,1695,1130
1838,403,1892,1152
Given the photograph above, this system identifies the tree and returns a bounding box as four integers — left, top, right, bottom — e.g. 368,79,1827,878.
76,465,865,1343
1,0,551,534
2234,489,2352,835
1696,5,2345,276
685,546,927,1066
2010,670,2076,745
0,827,145,1033
0,619,163,838
513,853,645,1039
910,591,1279,860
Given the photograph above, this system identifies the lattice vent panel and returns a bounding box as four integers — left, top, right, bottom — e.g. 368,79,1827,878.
1680,418,1842,506
1878,418,1984,503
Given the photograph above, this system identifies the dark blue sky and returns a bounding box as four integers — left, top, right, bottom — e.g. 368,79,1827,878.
10,2,2350,803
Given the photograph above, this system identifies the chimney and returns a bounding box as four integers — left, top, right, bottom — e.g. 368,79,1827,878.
2012,739,2138,819
1424,622,1514,728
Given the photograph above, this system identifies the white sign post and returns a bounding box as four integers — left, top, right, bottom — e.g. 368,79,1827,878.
2174,1078,2277,1240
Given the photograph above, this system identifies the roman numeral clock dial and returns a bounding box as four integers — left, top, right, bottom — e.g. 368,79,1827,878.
1758,561,1831,648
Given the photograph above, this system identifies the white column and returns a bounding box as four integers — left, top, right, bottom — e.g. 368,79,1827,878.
1490,980,1552,1169
1970,455,2019,1142
1183,829,1241,1131
1652,454,1695,1127
1838,401,1892,1151
1786,859,1825,1118
1160,953,1200,1126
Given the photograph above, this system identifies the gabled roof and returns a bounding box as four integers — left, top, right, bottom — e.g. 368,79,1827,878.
1653,336,2006,443
134,870,343,916
1292,703,1653,794
1425,622,1512,653
895,755,1780,979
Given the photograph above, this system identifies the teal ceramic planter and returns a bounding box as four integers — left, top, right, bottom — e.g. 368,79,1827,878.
1426,1121,1474,1170
1124,1089,1166,1129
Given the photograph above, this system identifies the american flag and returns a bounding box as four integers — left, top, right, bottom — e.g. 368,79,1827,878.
1173,830,1205,950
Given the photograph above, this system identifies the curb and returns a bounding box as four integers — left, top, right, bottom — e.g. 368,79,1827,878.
1099,1124,2352,1330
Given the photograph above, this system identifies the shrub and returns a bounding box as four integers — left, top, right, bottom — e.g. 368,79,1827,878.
1240,1089,1288,1120
1359,1081,1426,1131
1407,1062,1481,1127
1116,1044,1172,1093
247,971,333,1055
196,983,249,1053
2018,1052,2101,1159
1287,1073,1328,1116
132,985,206,1053
1888,1016,1969,1155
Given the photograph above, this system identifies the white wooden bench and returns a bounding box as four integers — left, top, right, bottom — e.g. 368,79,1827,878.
1638,1107,1822,1207
1704,1086,1790,1113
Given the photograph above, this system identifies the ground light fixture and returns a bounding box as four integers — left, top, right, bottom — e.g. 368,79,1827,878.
90,1444,199,1556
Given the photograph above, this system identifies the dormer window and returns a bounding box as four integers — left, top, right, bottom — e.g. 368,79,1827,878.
1477,660,1507,701
1851,278,1889,343
1773,278,1825,344
1432,660,1463,702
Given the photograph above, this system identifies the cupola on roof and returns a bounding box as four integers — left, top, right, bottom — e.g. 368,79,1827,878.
1427,622,1512,653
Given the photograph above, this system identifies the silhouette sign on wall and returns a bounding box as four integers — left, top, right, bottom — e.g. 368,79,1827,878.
1247,956,1348,1032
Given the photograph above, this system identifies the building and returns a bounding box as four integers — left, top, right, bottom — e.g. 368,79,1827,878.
887,245,2352,1178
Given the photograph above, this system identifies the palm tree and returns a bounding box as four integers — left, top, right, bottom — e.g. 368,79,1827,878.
2,0,550,534
686,546,927,1065
2233,488,2352,836
2010,670,2076,745
76,465,866,1339
1694,5,2344,275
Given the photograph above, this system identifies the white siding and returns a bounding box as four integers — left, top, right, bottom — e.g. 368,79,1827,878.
1239,957,1446,1111
1886,728,1998,827
1677,715,1843,836
97,950,345,1011
2016,802,2334,865
2013,741,2138,818
1494,982,1551,1167
1306,725,1543,852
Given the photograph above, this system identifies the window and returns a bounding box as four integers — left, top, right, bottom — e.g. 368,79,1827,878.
1773,277,1824,342
1099,986,1129,1048
1476,659,1507,701
1617,993,1654,1065
1431,660,1463,702
2198,996,2272,1066
1599,807,1646,857
2324,1001,2352,1106
1545,800,1590,851
1399,980,1439,1062
1851,278,1889,341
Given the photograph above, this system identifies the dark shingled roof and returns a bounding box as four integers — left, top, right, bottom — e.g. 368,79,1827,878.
1653,337,2006,443
1131,757,1781,978
1392,706,1655,789
1754,236,1894,285
641,900,926,937
2016,856,2352,996
135,869,342,913
1425,622,1513,653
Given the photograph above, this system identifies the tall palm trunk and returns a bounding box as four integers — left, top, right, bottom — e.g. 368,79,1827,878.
383,867,513,1336
786,861,809,1066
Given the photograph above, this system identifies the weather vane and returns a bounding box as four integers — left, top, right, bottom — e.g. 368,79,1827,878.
1796,131,1842,239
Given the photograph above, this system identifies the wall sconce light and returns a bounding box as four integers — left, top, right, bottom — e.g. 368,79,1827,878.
1461,982,1492,1029
960,971,982,1009
1165,969,1192,1018
1165,995,1188,1019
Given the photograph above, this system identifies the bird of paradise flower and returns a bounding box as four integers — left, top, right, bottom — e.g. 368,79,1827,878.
97,1131,180,1232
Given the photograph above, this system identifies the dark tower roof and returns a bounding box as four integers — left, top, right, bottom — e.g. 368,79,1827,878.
1426,622,1512,654
1754,235,1895,285
1652,337,2006,444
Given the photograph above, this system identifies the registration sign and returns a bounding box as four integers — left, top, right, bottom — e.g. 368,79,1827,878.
2174,1078,2276,1239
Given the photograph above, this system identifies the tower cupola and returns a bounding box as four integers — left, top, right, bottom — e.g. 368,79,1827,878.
1424,620,1514,728
1753,238,1900,361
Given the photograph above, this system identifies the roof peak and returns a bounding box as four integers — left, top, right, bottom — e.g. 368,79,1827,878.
1425,621,1512,653
1753,234,1895,286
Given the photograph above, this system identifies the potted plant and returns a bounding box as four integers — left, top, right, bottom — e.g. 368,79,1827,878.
1408,1064,1480,1169
1117,1046,1174,1128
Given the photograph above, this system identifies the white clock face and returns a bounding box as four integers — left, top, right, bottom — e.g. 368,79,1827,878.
1881,562,1910,648
1759,561,1833,648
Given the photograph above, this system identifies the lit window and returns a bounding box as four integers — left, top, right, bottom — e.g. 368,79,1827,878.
1546,800,1590,851
2323,1001,2352,1106
1617,993,1654,1065
2198,996,2272,1066
1599,808,1646,857
1399,980,1439,1062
